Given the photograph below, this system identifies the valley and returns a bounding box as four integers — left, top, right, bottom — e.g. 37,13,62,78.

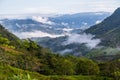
0,1,120,79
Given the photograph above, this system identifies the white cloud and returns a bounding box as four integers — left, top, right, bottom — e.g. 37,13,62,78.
96,20,102,24
63,33,101,49
94,12,105,15
32,16,54,25
59,49,73,55
14,31,65,39
61,22,68,26
63,28,73,33
79,22,90,30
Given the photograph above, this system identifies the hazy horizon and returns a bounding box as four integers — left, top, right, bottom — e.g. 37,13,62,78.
0,0,119,14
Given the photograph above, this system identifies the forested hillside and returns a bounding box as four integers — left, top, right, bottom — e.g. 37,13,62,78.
86,8,120,47
0,23,120,80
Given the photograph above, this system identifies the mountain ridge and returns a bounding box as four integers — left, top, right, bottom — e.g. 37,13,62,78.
85,7,120,47
0,12,110,39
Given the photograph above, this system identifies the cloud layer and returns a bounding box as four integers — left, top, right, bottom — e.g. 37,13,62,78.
32,16,54,25
14,31,65,39
63,33,101,49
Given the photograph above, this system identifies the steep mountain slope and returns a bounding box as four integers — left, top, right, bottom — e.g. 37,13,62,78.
0,20,119,80
0,24,19,40
0,24,21,48
0,24,42,70
86,8,120,47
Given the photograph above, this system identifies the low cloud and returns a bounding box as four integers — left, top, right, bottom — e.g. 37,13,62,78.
63,33,101,49
59,49,73,55
95,20,102,24
79,22,90,30
32,16,54,25
14,31,65,39
62,28,73,33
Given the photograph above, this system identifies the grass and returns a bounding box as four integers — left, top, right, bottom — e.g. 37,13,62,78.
0,63,113,80
38,75,113,80
0,46,114,80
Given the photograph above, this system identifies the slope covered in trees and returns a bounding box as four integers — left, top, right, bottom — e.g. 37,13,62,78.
0,24,119,80
86,8,120,47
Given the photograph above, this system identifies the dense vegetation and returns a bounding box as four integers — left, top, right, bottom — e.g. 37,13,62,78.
0,24,120,80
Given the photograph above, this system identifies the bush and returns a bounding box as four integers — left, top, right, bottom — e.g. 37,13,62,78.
8,74,37,80
76,58,100,75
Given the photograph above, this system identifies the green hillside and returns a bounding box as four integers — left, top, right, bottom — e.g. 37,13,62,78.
86,8,120,47
0,24,119,80
2,8,120,79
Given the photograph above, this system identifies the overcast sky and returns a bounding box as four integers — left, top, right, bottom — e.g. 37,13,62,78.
0,0,120,14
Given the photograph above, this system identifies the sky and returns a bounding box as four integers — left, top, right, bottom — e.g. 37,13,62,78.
0,0,120,14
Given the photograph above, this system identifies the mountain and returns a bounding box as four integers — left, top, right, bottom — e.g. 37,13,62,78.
32,36,90,56
0,10,120,79
83,8,120,58
0,24,118,80
0,24,21,48
0,12,110,39
0,24,19,40
49,12,110,28
86,8,120,47
32,8,120,57
1,10,118,57
0,12,110,57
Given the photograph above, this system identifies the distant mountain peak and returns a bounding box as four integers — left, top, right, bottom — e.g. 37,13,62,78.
115,7,120,11
112,7,120,16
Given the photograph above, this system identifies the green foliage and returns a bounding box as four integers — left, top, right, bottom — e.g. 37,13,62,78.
0,33,16,50
22,39,38,51
0,62,114,80
0,36,10,45
22,39,30,49
38,75,113,80
8,74,37,80
86,47,120,59
40,54,75,75
0,24,21,48
0,24,119,80
113,71,120,77
76,58,100,75
98,59,120,78
0,62,41,80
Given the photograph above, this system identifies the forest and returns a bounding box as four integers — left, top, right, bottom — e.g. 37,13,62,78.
0,24,120,80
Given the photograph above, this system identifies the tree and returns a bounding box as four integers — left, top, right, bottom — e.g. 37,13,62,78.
22,39,38,51
40,54,75,75
60,59,75,75
0,36,10,45
76,58,100,75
